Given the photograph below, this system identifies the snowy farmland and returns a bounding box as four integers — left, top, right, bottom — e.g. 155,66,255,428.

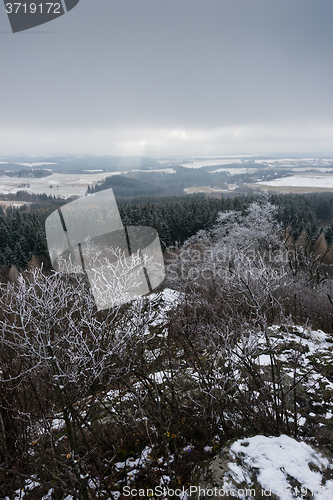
255,174,333,193
184,186,230,194
0,171,122,198
179,156,333,170
182,158,244,168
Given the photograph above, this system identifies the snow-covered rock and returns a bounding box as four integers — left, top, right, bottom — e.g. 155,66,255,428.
191,435,333,499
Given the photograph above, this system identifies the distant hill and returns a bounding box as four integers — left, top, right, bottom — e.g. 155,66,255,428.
0,155,162,173
88,175,164,197
52,155,162,173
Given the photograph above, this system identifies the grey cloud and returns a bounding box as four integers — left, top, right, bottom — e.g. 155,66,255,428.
1,0,333,154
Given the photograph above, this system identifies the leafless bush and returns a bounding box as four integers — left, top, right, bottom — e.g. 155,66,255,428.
0,267,144,498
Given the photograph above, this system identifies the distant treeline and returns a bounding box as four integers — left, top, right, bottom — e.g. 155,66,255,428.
2,192,333,269
0,191,67,203
3,169,52,178
88,175,163,197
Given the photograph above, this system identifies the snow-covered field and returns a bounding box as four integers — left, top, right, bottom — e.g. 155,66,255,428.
132,168,176,174
253,158,333,168
257,174,333,190
0,172,121,198
182,158,244,168
178,157,333,170
184,186,229,194
2,157,333,198
288,167,333,173
0,168,177,199
209,167,258,174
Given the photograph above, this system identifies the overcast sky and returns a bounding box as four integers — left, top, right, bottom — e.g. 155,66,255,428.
1,0,333,157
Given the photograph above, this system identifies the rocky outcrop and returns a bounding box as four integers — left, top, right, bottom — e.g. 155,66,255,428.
191,435,333,499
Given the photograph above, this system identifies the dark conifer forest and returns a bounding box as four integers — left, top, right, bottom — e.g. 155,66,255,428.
2,192,333,269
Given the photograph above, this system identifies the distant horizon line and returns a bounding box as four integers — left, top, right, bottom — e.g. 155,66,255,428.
1,152,333,160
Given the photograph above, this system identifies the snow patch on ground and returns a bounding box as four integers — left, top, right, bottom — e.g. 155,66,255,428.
230,435,333,500
257,174,333,189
